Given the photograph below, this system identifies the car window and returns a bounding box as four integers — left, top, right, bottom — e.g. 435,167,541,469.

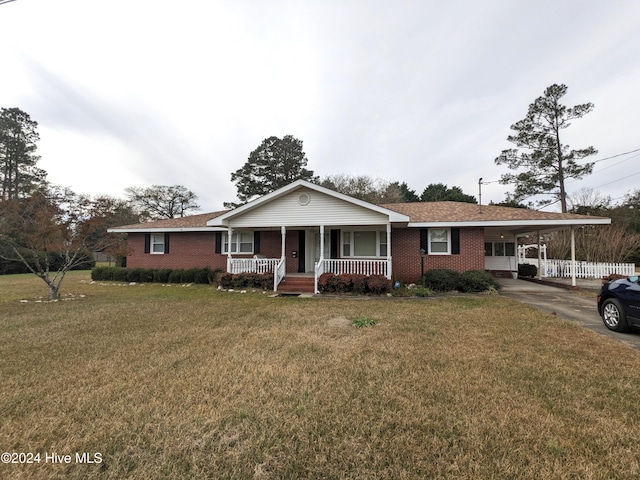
629,275,639,284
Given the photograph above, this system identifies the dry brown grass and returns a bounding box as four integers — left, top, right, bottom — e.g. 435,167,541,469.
2,272,640,479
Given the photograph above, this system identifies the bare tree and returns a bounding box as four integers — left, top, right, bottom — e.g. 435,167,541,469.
125,185,199,220
0,188,113,299
545,224,640,263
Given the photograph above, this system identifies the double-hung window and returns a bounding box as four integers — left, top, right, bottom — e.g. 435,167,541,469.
342,230,387,257
223,232,254,254
428,228,450,255
150,234,165,254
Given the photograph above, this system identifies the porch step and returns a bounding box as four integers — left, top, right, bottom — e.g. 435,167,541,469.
278,276,315,293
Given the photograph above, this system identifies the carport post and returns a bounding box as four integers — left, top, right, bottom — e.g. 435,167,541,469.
570,226,576,287
537,231,542,280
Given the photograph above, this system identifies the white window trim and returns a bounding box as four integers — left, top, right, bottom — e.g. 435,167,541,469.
222,231,254,254
150,234,165,255
428,228,451,255
341,229,387,258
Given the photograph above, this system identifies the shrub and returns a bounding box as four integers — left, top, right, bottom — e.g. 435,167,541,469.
350,274,367,294
112,267,128,282
191,268,215,284
181,269,196,283
153,269,172,283
336,274,353,293
219,272,273,289
126,268,154,283
168,269,184,283
366,275,391,295
423,269,461,292
220,273,233,288
458,270,500,293
318,272,338,293
518,263,537,278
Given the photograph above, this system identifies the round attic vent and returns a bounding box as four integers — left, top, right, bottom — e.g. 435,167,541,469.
297,192,311,206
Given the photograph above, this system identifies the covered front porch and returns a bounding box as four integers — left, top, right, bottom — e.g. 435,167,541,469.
225,224,393,293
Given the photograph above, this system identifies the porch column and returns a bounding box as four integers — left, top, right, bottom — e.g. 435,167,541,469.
227,227,233,273
281,226,286,259
570,226,576,287
319,225,325,258
386,223,392,279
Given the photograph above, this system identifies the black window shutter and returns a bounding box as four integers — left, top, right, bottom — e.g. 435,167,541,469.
144,233,151,254
164,233,170,254
215,232,222,254
420,229,428,253
451,228,460,255
254,231,260,254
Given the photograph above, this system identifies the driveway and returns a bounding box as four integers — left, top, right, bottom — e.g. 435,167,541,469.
497,277,640,350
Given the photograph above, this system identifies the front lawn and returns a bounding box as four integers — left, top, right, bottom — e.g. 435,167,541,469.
1,272,639,479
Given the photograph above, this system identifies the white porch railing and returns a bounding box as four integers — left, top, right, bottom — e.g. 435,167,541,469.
320,258,391,277
522,259,635,278
274,257,286,291
228,257,280,274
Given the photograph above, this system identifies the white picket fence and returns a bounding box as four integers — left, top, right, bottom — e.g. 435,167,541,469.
522,259,635,278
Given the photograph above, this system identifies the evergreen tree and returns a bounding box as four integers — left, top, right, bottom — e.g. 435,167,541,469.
229,135,316,205
495,84,596,212
0,107,47,200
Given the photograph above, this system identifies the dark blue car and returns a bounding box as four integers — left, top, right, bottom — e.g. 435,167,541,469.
597,276,640,332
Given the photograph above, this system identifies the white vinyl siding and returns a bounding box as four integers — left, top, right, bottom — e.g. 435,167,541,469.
229,187,389,228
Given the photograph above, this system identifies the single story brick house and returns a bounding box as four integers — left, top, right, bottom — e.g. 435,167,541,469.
109,180,611,292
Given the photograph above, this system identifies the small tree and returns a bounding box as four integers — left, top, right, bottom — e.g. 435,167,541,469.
228,135,316,206
125,184,199,220
495,84,596,212
0,188,111,299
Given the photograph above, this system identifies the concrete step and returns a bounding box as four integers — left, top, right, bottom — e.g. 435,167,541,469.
278,276,315,293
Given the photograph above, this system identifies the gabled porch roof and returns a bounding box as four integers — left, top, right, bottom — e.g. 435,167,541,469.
206,180,410,227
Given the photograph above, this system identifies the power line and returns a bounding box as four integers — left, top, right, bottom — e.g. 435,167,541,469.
592,147,640,164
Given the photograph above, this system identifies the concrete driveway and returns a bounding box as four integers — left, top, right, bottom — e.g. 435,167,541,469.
497,277,640,350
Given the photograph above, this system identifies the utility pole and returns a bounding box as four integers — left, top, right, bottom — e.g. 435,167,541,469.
478,178,483,213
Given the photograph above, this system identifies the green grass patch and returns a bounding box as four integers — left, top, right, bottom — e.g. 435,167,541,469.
2,272,640,478
352,316,377,328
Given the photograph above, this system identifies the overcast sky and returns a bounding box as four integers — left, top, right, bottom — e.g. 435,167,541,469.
1,0,638,212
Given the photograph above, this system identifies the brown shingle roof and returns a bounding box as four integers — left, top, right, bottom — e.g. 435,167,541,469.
111,201,609,232
112,210,228,230
380,201,607,223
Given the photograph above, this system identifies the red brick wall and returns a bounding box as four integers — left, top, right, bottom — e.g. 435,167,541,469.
391,227,485,283
127,232,227,270
126,228,485,282
126,230,286,271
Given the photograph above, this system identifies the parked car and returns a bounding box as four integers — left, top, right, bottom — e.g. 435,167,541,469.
597,276,640,332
